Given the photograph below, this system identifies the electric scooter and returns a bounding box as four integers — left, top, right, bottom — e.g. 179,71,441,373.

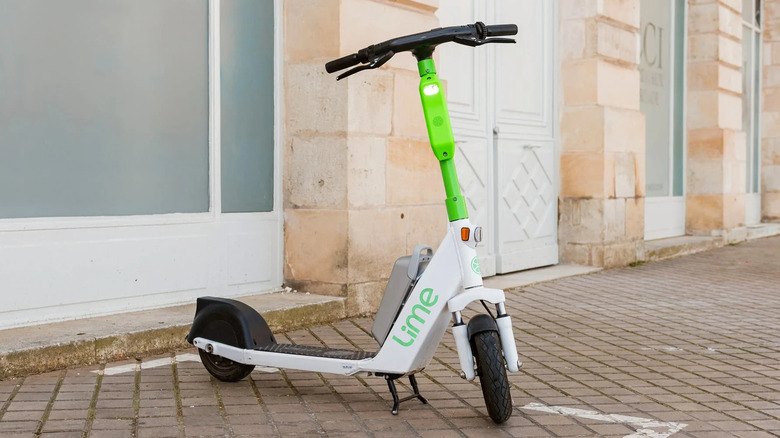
187,22,521,424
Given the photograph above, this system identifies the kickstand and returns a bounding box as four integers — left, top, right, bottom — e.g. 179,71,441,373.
384,374,428,415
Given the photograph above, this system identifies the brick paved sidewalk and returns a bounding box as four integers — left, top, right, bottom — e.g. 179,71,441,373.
2,236,780,437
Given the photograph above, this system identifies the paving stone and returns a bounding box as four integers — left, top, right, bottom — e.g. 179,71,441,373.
231,423,277,436
46,410,87,421
87,430,133,438
37,432,82,438
4,237,780,436
0,421,40,433
6,401,52,412
40,419,86,432
135,426,180,438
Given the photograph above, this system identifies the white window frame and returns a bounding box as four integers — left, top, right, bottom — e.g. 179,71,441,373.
743,0,763,225
0,0,284,329
0,0,284,234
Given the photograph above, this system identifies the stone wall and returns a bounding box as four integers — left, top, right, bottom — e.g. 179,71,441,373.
283,0,445,315
283,0,779,292
686,0,747,238
764,0,780,220
558,0,646,267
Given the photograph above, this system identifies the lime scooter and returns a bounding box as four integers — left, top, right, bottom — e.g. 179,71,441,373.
187,22,521,424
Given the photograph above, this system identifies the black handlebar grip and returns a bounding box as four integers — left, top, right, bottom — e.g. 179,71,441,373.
326,53,360,73
486,24,518,37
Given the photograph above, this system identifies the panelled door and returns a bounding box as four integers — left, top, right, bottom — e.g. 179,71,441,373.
437,0,557,276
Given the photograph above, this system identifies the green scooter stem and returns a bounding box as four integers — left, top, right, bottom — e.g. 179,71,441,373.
417,58,468,222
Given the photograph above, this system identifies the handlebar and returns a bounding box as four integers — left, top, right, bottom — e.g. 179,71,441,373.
325,22,517,80
325,53,360,74
486,24,518,37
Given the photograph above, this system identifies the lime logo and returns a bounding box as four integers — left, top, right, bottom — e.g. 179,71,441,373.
471,256,481,275
392,288,439,347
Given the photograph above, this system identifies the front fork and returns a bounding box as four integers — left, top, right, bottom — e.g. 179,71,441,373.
448,220,520,380
451,302,521,381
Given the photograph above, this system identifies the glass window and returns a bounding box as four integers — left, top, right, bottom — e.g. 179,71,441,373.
743,26,753,169
220,0,275,213
672,0,686,197
754,31,761,192
744,0,761,26
743,0,762,194
640,0,685,198
0,0,209,219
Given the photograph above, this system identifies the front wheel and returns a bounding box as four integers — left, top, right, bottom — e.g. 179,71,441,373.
472,330,512,423
198,349,255,382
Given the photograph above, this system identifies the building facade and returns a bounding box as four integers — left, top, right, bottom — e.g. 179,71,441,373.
1,0,778,329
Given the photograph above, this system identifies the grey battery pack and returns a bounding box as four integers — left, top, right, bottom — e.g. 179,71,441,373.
371,245,433,346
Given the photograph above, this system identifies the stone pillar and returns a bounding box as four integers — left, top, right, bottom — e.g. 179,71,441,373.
763,0,780,220
283,0,444,315
686,1,747,237
558,0,646,267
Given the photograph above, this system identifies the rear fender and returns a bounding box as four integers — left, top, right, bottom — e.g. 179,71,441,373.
186,297,276,349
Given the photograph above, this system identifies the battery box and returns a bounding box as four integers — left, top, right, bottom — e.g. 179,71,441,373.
371,245,433,345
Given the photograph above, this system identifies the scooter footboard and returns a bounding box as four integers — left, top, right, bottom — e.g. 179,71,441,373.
187,297,276,350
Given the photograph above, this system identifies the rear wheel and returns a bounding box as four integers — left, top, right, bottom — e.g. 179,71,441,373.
472,330,512,423
198,349,255,382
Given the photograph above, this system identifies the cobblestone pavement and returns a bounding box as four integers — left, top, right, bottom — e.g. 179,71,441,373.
2,236,780,437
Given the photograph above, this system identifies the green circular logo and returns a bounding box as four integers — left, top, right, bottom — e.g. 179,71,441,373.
471,256,481,275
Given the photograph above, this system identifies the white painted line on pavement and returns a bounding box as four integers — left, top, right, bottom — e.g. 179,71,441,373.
96,353,201,376
521,403,687,438
141,353,199,370
96,353,278,375
94,362,135,376
95,362,136,376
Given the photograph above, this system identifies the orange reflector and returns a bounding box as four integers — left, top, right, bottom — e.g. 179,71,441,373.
461,227,470,241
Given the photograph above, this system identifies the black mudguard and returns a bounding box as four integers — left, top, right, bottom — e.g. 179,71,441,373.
467,314,498,340
186,297,276,350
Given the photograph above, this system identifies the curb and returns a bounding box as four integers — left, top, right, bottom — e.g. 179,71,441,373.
0,297,347,380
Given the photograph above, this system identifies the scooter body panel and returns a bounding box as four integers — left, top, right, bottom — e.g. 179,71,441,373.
190,221,520,378
363,231,462,374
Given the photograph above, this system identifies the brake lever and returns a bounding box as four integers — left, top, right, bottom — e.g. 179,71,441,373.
453,36,516,47
337,50,395,80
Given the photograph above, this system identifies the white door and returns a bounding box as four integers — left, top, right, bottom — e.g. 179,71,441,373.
437,0,558,275
641,0,687,240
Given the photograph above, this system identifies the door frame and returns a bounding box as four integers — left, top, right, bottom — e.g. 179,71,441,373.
643,0,687,241
743,0,763,226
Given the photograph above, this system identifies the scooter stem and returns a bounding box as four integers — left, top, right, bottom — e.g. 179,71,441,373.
417,58,468,222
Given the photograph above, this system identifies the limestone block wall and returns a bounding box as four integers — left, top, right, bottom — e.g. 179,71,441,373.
764,0,780,220
283,0,446,315
686,0,747,237
558,0,646,267
282,0,779,287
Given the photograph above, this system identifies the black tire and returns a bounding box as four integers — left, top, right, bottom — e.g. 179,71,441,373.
472,330,512,423
198,349,255,382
